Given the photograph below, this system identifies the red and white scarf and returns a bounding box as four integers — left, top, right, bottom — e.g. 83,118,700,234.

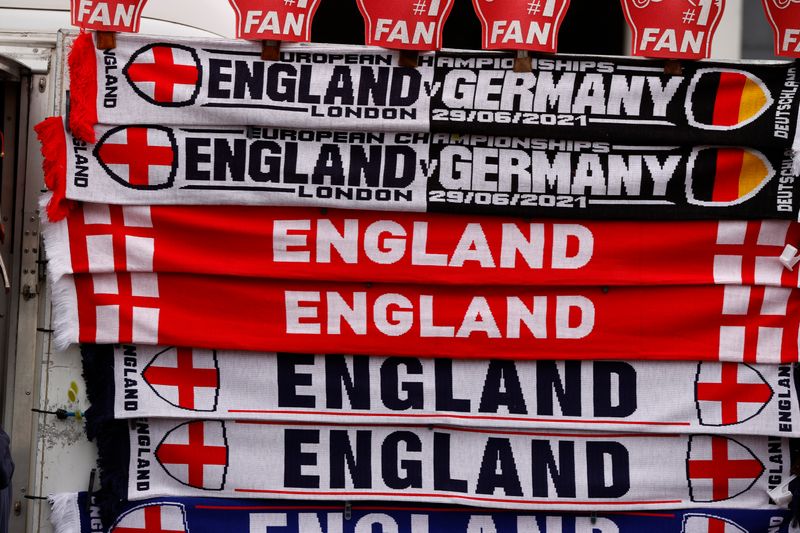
67,32,800,155
35,115,800,222
83,344,800,437
53,275,800,363
105,418,789,510
42,201,800,288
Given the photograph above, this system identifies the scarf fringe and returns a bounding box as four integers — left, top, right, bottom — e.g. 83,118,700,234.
50,276,79,351
40,194,73,282
68,32,98,144
81,344,116,427
34,117,75,222
85,411,130,506
48,493,81,533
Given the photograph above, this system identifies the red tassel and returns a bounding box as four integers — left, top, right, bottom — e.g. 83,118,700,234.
68,32,98,144
34,117,76,222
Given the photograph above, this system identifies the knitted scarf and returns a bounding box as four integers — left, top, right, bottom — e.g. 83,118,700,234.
48,492,798,533
52,276,799,363
35,116,800,222
43,201,800,288
67,32,800,152
90,417,789,509
81,344,800,437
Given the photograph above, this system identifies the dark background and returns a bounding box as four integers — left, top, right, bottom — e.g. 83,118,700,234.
311,0,626,55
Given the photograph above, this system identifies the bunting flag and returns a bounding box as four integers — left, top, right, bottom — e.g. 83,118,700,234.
82,344,800,437
92,417,789,509
36,116,800,222
48,492,798,533
51,275,800,362
42,200,800,288
66,32,800,151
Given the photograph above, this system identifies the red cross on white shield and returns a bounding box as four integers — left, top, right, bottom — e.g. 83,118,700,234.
111,503,188,533
681,514,746,533
123,43,201,106
142,347,220,412
686,435,764,502
155,420,229,490
94,126,178,190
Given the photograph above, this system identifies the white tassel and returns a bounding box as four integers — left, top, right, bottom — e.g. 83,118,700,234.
48,493,82,533
49,275,79,351
39,193,74,283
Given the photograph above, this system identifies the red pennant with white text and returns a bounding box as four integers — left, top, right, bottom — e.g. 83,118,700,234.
228,0,321,42
356,0,455,50
620,0,725,59
472,0,571,52
762,0,800,57
71,0,148,32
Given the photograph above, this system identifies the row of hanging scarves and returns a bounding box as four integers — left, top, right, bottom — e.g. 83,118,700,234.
70,0,800,61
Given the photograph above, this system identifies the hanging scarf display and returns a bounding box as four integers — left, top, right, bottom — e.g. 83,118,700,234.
36,116,800,222
52,275,800,363
82,344,800,437
92,417,789,509
66,32,800,153
48,492,798,533
43,200,800,288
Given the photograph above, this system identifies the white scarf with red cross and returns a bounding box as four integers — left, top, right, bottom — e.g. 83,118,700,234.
97,417,789,510
82,344,800,438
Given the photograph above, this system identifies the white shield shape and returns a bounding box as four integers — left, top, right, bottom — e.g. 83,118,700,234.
94,125,178,190
155,420,228,491
111,503,188,533
142,347,220,412
695,362,774,426
682,514,746,533
687,435,764,503
124,43,201,106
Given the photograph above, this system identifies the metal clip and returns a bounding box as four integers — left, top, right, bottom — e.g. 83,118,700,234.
344,501,352,521
768,474,796,507
782,244,800,271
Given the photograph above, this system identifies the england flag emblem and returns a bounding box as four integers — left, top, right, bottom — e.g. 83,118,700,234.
155,420,228,491
142,347,220,412
94,126,178,190
687,435,764,502
695,362,773,426
111,503,188,533
123,43,201,106
682,514,746,533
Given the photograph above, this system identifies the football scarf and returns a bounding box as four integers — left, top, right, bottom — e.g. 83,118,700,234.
67,32,800,153
82,344,800,438
36,116,800,222
52,275,800,363
93,417,790,510
48,492,798,533
43,201,800,288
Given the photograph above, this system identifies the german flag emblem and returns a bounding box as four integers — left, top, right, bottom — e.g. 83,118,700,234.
686,69,773,130
686,147,774,206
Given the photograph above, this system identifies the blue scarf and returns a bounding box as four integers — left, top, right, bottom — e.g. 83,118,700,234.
50,492,796,533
